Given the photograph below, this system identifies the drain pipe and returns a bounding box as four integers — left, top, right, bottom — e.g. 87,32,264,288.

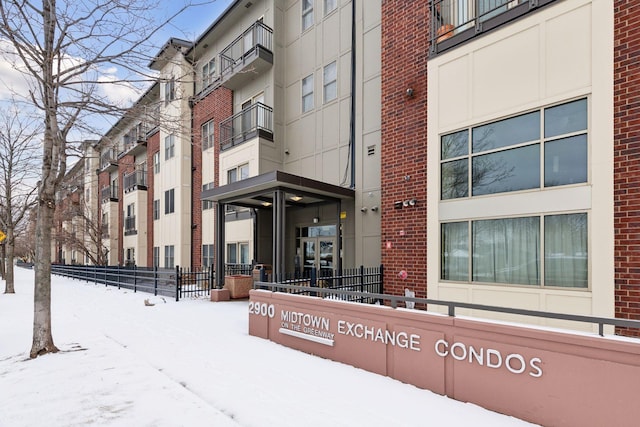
349,0,356,189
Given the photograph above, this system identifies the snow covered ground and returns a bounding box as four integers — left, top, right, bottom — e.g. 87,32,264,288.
0,266,536,426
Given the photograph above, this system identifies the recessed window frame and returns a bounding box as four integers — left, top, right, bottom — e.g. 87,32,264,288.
302,74,314,113
164,188,175,214
302,0,314,32
202,120,215,151
323,61,337,104
165,134,175,160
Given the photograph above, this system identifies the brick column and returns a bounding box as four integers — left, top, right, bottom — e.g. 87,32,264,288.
380,1,430,298
614,0,640,336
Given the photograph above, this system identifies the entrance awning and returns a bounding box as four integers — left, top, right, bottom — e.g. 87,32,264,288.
201,170,355,286
201,170,355,207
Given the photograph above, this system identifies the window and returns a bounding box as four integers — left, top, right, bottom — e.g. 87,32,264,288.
202,58,216,88
323,61,337,103
441,99,588,200
226,242,250,265
302,74,314,113
324,0,337,15
302,0,314,31
153,152,160,174
153,247,160,268
202,182,215,210
165,188,175,214
165,76,175,104
125,248,135,266
203,244,214,269
164,245,175,269
227,163,249,184
165,134,175,160
202,120,214,151
153,199,160,220
441,213,587,288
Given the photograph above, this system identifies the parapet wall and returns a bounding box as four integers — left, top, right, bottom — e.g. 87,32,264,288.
249,289,640,427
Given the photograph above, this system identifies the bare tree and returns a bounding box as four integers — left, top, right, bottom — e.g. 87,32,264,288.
0,99,40,294
0,0,203,358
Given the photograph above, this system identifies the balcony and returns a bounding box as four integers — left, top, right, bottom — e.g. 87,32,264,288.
123,169,147,193
100,149,118,173
120,126,148,158
430,0,555,55
219,20,273,90
219,103,274,151
124,216,137,236
100,185,118,203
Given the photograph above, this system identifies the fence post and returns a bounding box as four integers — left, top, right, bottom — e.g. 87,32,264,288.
133,264,137,293
175,265,180,302
104,265,107,287
117,264,121,290
154,265,158,296
210,265,214,292
359,265,365,296
310,267,317,287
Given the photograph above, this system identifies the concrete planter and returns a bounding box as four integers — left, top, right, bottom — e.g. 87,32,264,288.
224,275,253,299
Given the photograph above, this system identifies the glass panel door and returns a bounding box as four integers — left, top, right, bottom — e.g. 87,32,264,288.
318,238,334,275
301,238,316,276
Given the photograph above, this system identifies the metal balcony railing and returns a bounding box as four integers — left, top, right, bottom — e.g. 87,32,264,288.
430,0,553,54
123,169,147,192
219,102,274,150
219,20,273,79
100,185,118,202
100,149,118,171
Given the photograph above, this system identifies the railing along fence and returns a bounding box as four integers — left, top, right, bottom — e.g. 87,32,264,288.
254,281,640,337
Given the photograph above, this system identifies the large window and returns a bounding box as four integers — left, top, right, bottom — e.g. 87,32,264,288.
302,0,313,31
441,213,587,288
202,58,216,88
153,151,160,174
202,182,214,210
227,163,249,183
202,244,214,269
165,134,175,160
302,74,314,113
164,245,175,269
441,99,588,200
202,120,214,150
164,189,175,214
165,76,175,104
227,242,250,264
324,0,337,15
323,61,337,103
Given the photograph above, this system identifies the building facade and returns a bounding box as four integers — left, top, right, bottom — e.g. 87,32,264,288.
53,0,640,336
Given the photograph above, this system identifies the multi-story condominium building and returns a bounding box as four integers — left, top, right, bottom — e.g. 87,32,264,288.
54,0,640,335
53,141,100,265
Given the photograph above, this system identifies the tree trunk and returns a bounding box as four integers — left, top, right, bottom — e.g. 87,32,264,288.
30,199,58,358
4,228,15,294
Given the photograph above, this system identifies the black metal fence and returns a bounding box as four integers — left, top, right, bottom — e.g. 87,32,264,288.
261,265,384,304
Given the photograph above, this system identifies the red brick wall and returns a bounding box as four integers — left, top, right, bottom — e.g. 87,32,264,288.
146,131,160,267
191,86,232,269
118,156,134,265
614,0,640,336
380,1,430,299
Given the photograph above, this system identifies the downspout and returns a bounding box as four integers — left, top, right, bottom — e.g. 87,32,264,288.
349,0,356,189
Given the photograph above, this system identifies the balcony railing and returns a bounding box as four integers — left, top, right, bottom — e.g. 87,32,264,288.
124,216,136,235
100,185,118,203
123,169,147,193
219,102,274,150
100,149,118,172
121,126,148,158
219,20,273,89
430,0,554,54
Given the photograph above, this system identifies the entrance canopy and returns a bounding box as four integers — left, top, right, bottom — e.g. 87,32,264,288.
201,170,355,285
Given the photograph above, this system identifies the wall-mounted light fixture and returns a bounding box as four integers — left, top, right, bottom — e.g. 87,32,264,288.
406,88,414,98
371,206,379,212
313,217,319,223
360,207,368,213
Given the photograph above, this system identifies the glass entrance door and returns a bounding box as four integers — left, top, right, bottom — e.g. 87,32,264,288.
301,237,335,276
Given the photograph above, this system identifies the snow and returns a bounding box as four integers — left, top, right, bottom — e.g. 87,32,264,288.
0,267,536,426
